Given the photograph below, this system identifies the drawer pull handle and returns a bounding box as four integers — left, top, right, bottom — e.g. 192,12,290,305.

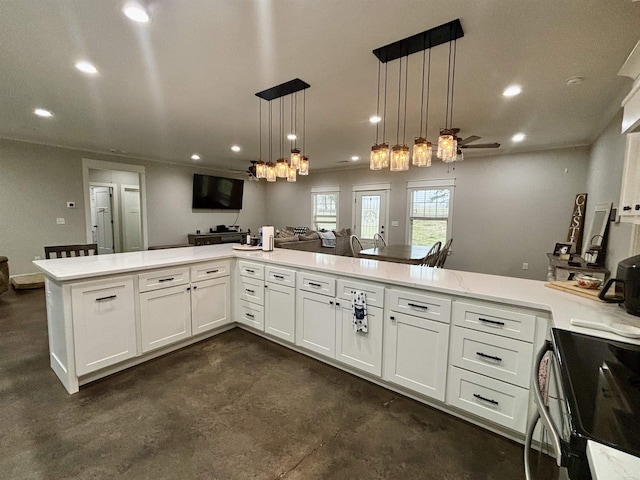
309,282,322,288
246,313,255,318
273,274,284,279
158,277,174,282
473,393,499,406
246,289,255,294
479,317,505,327
246,269,255,273
407,302,428,310
623,206,632,211
476,352,502,362
390,316,395,321
336,302,340,306
95,295,116,302
206,269,219,274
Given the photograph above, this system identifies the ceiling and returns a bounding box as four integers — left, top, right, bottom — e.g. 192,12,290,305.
1,0,639,173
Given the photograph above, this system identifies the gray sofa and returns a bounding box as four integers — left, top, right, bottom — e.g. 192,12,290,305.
275,229,352,256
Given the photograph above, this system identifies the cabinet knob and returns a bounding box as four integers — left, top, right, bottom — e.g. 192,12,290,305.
187,287,191,291
329,300,334,305
390,315,395,321
635,204,640,211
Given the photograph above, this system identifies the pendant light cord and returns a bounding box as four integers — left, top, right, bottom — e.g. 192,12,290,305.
396,56,402,144
383,62,388,142
269,101,272,162
419,46,426,138
280,97,283,159
425,47,431,139
294,92,298,150
449,38,457,131
445,38,452,130
259,98,262,160
375,61,381,144
402,53,408,145
303,89,306,154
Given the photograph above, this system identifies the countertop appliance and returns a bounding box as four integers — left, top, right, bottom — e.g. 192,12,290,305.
261,226,274,252
599,254,640,317
525,328,640,479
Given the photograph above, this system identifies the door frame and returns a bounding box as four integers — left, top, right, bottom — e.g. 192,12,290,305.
351,183,391,246
82,158,148,251
120,184,143,252
89,182,120,253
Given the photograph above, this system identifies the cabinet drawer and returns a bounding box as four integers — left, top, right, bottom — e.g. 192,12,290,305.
238,261,264,280
446,366,529,434
337,279,384,309
450,327,534,388
297,272,336,297
265,266,296,286
453,302,535,343
237,300,265,331
237,276,265,305
190,260,231,282
387,289,451,324
138,266,190,292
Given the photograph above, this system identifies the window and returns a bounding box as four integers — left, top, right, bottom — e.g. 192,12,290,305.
407,180,454,246
311,186,339,231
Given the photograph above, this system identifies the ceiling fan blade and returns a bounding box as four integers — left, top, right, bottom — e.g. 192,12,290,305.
460,143,501,149
457,135,481,146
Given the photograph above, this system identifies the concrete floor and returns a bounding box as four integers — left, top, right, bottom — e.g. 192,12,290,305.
0,287,556,479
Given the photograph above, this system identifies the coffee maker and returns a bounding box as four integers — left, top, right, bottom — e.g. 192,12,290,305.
599,254,640,317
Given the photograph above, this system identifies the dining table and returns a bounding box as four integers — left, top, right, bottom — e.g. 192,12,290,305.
358,244,432,265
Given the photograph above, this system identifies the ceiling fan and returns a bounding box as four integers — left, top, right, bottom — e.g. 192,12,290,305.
452,128,501,149
244,161,259,181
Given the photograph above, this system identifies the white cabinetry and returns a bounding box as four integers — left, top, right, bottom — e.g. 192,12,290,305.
140,284,192,353
236,261,265,331
191,277,231,334
296,272,339,358
264,266,296,343
446,301,537,433
619,132,640,224
71,276,137,376
383,289,451,401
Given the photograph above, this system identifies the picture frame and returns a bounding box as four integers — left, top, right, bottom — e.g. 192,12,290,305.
553,242,573,257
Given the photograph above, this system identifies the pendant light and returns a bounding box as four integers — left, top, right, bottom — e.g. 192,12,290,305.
276,98,288,178
390,56,409,172
370,62,383,170
299,89,309,175
287,164,297,182
290,92,301,169
379,62,390,168
413,40,433,167
256,98,266,178
438,36,457,163
266,101,276,182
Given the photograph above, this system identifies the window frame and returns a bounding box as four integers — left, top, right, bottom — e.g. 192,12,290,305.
405,179,455,247
311,186,340,231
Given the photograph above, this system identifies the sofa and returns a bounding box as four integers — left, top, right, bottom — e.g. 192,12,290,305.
275,228,352,256
0,256,9,296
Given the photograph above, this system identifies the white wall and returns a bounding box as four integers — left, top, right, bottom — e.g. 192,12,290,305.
585,109,636,273
265,146,591,280
0,138,266,275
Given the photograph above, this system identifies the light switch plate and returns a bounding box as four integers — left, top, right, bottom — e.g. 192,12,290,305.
56,217,65,225
67,201,76,208
391,220,399,227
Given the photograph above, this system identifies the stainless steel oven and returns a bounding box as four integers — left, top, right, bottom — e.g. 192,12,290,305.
525,328,640,480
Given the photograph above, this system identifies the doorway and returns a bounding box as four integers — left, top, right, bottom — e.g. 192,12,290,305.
352,185,390,248
120,184,143,251
89,184,116,254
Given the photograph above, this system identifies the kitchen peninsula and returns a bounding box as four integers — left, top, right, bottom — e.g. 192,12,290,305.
34,245,640,454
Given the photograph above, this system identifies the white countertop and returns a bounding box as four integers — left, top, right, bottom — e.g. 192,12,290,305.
588,441,640,480
34,244,640,344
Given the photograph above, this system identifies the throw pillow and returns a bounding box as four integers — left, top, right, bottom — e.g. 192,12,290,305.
293,226,307,236
299,231,320,241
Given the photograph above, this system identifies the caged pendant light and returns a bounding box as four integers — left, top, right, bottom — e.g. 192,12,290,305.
290,92,301,170
390,56,409,172
437,34,458,163
413,39,433,167
299,89,309,175
256,98,266,178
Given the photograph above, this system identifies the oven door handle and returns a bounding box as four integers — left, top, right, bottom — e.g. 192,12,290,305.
524,341,563,479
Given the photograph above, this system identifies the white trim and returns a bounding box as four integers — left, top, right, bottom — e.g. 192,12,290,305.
405,184,455,246
311,185,340,193
82,158,145,173
352,183,391,192
407,178,456,189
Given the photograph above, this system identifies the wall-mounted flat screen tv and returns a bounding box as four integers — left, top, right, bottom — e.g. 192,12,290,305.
192,174,244,209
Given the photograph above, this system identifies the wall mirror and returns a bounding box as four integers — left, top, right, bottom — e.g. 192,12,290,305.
582,202,612,258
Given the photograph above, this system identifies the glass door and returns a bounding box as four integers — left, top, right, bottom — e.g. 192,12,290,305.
354,190,388,248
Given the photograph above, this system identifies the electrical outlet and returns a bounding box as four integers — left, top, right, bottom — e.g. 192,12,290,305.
56,217,65,225
522,263,529,270
67,201,76,208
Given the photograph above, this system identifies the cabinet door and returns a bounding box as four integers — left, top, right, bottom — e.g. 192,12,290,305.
383,311,450,401
191,277,231,334
140,285,192,353
265,282,295,343
71,277,137,376
619,132,640,220
295,290,336,358
336,304,383,377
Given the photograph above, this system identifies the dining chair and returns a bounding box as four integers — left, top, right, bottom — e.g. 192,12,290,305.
349,235,363,258
44,244,99,259
419,241,442,267
372,233,387,248
435,238,453,268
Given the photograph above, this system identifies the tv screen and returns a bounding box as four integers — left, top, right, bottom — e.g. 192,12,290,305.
192,174,244,209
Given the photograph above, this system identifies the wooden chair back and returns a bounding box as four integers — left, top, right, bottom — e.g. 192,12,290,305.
435,238,453,268
44,244,99,259
372,233,387,248
419,241,442,267
350,235,363,258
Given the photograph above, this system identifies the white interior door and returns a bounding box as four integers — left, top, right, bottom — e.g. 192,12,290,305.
90,186,115,255
121,184,143,252
354,190,389,248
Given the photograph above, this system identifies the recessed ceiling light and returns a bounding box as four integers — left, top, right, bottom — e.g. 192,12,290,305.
122,2,150,23
502,85,522,97
566,76,584,86
75,61,98,75
512,132,526,142
369,115,382,124
231,145,241,152
287,134,297,140
34,108,53,118
191,154,201,160
351,156,359,161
